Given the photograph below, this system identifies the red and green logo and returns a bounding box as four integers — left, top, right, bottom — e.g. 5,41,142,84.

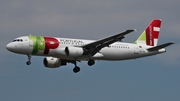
28,36,59,54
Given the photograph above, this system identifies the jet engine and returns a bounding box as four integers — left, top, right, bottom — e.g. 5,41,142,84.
65,47,84,57
43,57,66,68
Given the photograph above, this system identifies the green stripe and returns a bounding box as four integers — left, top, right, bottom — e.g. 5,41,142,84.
29,36,45,54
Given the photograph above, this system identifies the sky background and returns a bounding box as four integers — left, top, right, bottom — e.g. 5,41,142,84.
0,0,180,101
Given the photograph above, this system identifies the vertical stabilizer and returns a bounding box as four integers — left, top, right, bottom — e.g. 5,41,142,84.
135,19,162,46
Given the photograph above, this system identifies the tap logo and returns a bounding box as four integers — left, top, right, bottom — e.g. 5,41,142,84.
44,37,59,54
28,36,59,54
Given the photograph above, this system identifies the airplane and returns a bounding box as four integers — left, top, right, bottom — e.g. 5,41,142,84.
6,19,173,73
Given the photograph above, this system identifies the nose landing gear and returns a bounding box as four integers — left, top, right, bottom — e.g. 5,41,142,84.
26,54,31,65
26,61,31,65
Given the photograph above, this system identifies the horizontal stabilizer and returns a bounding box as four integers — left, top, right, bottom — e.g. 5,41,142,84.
147,42,174,51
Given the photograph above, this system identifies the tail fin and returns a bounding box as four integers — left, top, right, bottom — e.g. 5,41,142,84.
134,19,162,46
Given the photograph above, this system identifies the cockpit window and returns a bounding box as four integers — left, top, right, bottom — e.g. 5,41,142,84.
13,39,23,42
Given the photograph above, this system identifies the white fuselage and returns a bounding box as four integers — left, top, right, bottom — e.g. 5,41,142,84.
6,36,165,61
6,19,172,73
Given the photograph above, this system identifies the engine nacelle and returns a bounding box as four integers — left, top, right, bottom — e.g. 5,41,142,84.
65,47,84,57
43,57,66,68
55,47,66,56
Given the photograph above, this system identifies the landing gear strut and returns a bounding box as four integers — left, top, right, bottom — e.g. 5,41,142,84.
26,54,31,65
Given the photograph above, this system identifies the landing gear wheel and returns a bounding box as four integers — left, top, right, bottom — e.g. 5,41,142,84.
88,60,95,66
73,66,80,73
26,61,31,65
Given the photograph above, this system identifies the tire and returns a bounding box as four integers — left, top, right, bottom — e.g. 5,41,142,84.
73,66,80,73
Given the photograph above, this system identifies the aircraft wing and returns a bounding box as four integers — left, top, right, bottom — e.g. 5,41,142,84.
82,29,134,55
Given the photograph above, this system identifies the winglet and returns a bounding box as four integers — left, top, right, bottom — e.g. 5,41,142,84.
147,42,174,51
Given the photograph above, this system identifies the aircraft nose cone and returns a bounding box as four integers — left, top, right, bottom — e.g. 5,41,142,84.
6,43,14,52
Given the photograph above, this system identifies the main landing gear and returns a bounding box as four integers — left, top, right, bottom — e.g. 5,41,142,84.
88,60,95,66
26,54,31,65
72,60,95,73
73,66,80,73
71,61,80,73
